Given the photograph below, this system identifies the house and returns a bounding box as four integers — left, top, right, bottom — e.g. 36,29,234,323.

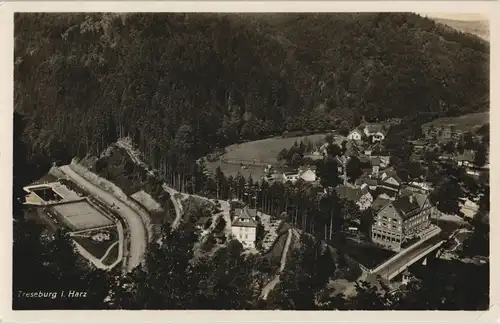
400,182,433,195
410,139,428,153
282,171,300,183
438,153,454,162
373,186,398,200
466,169,480,177
371,193,433,252
304,151,324,161
371,196,392,213
364,124,386,142
299,167,317,182
378,156,390,168
335,185,374,211
380,170,402,188
459,198,479,219
355,177,378,191
456,150,475,168
370,157,381,175
347,128,364,141
231,206,258,248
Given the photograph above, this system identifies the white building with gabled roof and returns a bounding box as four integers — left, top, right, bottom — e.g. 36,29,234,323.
231,206,258,248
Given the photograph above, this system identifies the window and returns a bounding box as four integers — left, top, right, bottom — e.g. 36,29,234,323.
245,234,248,239
383,222,387,227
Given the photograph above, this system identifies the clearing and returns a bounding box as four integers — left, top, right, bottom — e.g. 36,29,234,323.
205,133,331,179
423,111,489,134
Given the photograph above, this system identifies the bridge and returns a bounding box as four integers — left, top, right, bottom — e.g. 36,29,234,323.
371,227,445,281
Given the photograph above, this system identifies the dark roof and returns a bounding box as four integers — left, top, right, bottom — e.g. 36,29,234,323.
370,157,381,166
371,196,391,212
365,124,384,134
411,139,428,146
382,171,402,185
456,150,475,162
355,177,378,187
391,195,421,220
232,207,257,228
374,186,399,198
360,186,371,195
399,190,429,209
368,142,381,151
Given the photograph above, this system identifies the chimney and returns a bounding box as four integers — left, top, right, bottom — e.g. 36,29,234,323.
409,195,414,203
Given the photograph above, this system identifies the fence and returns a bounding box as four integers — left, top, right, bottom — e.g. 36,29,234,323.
220,158,270,167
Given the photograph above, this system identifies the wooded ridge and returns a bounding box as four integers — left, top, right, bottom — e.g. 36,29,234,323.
15,13,489,170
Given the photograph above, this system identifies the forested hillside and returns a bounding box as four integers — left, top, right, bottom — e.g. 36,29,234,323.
15,13,489,171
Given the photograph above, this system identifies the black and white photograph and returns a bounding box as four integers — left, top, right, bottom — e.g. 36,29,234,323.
8,2,492,316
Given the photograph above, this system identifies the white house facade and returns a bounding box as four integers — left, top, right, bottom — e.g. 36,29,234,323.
231,207,258,248
347,129,363,141
299,169,317,182
283,172,300,183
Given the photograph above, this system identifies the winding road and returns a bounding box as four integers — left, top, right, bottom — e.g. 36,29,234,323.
60,165,147,271
260,228,295,300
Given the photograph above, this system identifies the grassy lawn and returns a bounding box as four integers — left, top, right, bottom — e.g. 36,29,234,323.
222,134,329,164
205,160,266,179
424,111,489,133
205,133,334,179
101,243,120,266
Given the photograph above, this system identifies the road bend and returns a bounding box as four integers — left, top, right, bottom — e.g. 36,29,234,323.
59,165,147,271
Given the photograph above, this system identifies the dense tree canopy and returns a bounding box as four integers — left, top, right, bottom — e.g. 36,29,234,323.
13,12,490,311
15,13,488,173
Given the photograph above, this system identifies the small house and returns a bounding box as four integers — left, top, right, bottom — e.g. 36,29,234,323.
282,171,300,183
459,198,479,219
380,171,402,188
456,150,475,168
299,168,317,182
231,206,258,248
347,128,364,141
355,177,378,191
335,185,374,211
370,157,381,175
364,124,386,142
